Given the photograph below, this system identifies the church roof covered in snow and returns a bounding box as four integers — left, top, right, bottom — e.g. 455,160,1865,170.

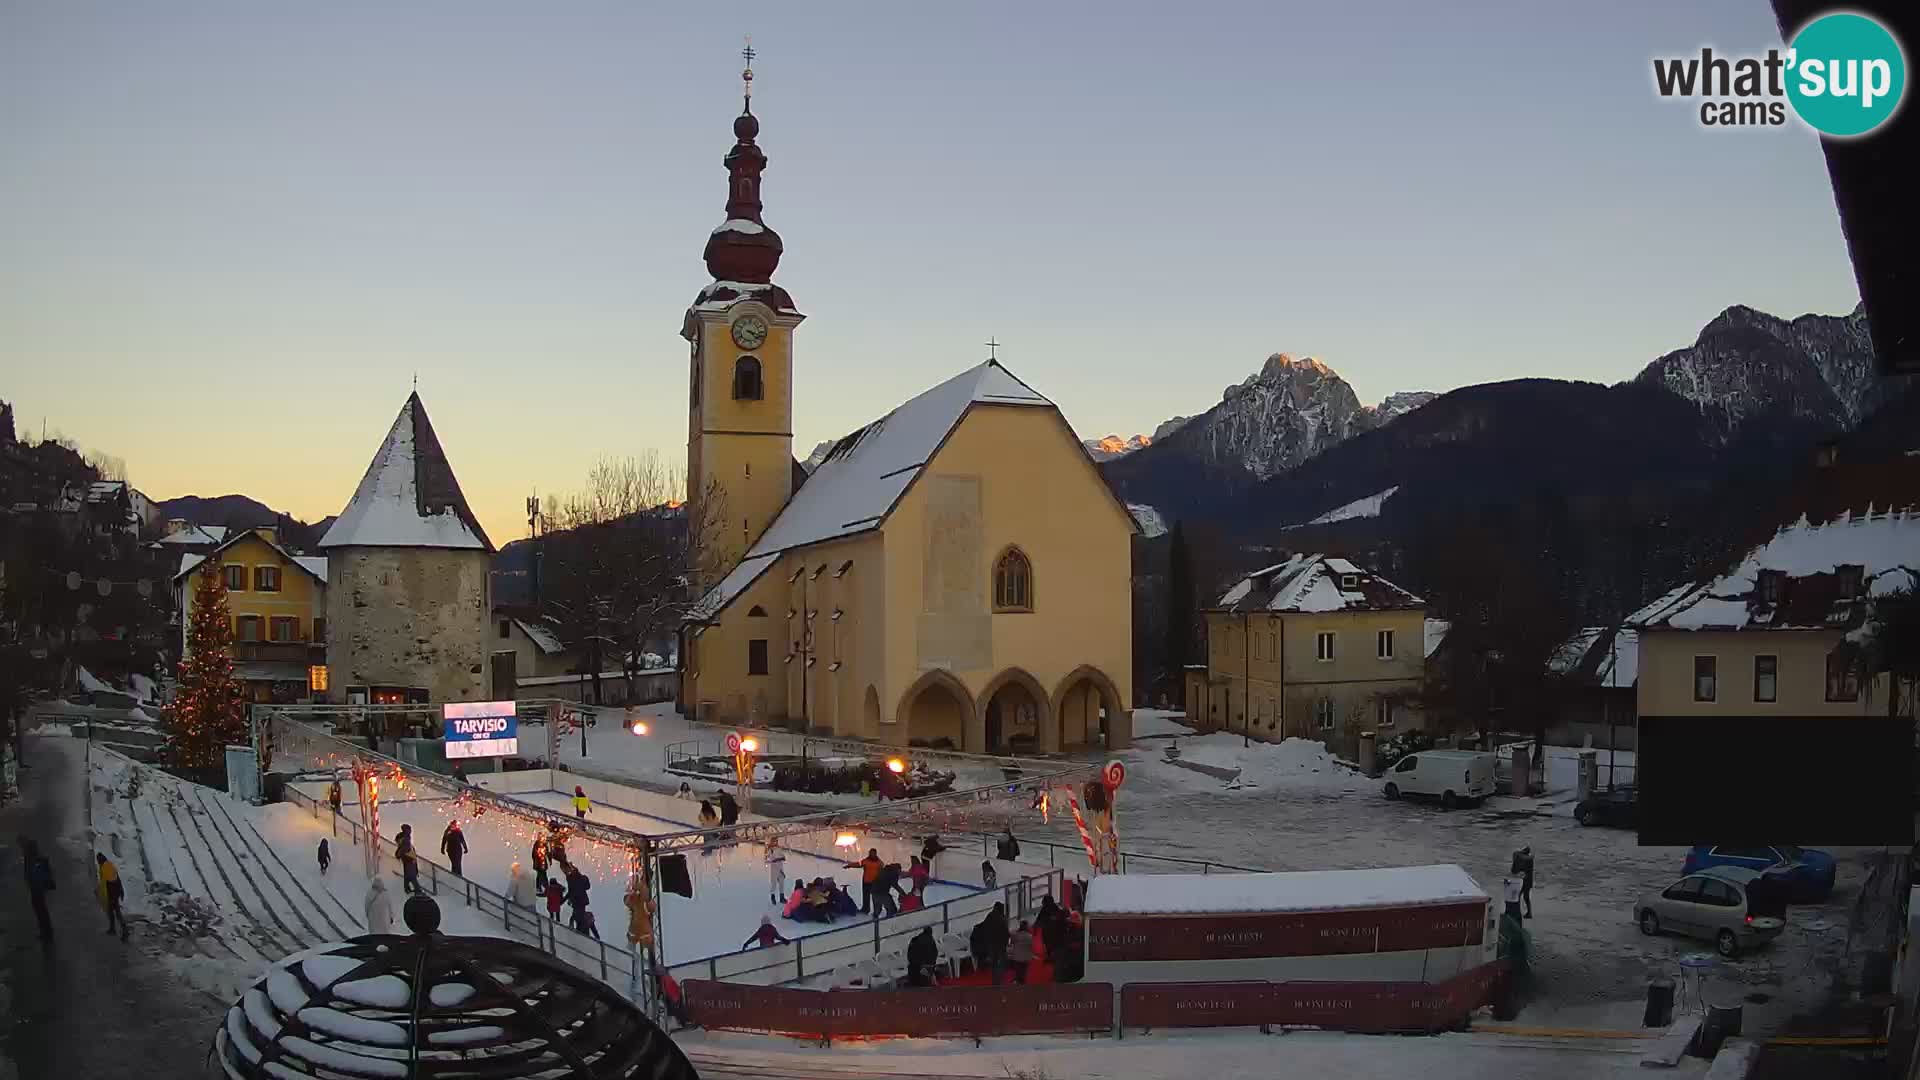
1630,506,1917,633
320,393,494,552
1212,554,1424,614
1549,626,1639,688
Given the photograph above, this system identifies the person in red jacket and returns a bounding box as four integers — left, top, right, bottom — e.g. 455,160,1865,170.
742,915,791,950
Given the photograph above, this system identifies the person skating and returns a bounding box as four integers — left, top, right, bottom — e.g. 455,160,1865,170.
766,838,787,904
1510,846,1535,918
980,860,998,890
908,855,930,896
317,838,331,874
531,836,550,895
96,853,128,941
547,823,569,867
544,878,566,922
394,824,419,894
441,820,469,877
742,914,791,950
328,778,343,817
920,835,948,879
572,785,591,820
906,926,939,987
675,781,695,801
873,861,903,917
717,790,740,826
697,800,719,854
996,827,1020,862
508,859,538,912
563,864,592,934
844,848,883,913
365,875,395,934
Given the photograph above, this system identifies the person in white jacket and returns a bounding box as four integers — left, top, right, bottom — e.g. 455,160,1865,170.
508,859,538,911
365,875,395,934
765,838,787,905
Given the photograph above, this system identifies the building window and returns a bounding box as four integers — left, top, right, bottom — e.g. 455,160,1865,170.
1757,570,1784,605
314,617,327,644
993,547,1033,612
1315,699,1336,730
224,564,247,591
1754,655,1778,703
498,619,511,639
732,356,763,400
236,615,262,642
747,605,768,618
254,565,281,592
1376,697,1395,727
1377,629,1395,660
1826,652,1859,702
1836,564,1863,599
748,638,769,676
1693,656,1717,702
1340,574,1359,589
1316,632,1336,662
269,616,298,643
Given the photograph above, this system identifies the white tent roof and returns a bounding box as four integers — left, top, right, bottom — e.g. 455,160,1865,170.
1085,864,1487,916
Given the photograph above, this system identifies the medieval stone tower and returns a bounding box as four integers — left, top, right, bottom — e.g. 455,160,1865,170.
320,392,495,705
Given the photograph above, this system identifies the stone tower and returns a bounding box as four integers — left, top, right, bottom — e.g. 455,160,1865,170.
683,46,805,585
320,392,495,705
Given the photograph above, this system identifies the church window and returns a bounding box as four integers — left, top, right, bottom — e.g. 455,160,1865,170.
747,605,768,617
993,547,1033,612
748,639,769,676
733,356,763,400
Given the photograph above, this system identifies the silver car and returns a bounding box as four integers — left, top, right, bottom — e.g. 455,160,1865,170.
1636,866,1786,957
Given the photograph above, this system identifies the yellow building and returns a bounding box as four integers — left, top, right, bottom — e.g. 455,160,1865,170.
173,527,328,703
678,71,1134,753
1632,507,1916,719
1187,555,1427,758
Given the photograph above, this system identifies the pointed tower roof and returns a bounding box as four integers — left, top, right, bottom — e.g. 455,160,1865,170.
690,42,799,318
320,393,495,552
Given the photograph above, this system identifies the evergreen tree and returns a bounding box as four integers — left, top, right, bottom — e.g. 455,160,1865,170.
165,560,249,768
1165,521,1196,708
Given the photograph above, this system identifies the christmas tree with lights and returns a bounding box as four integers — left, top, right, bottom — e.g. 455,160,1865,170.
165,559,249,769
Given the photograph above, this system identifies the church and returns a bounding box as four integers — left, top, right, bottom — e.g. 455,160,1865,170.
678,56,1134,754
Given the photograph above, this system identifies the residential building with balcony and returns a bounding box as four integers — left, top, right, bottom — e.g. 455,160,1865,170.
174,526,328,703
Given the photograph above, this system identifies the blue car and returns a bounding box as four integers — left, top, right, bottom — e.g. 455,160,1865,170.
1682,845,1836,902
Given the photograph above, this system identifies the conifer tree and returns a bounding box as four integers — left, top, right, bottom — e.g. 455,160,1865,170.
1165,521,1197,708
165,560,249,768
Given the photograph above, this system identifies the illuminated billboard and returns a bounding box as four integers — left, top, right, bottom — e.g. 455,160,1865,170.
442,701,519,759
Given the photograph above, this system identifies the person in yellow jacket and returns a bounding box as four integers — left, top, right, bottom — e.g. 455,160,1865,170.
571,785,590,820
96,853,128,941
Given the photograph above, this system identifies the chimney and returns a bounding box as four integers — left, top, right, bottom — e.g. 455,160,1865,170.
256,525,278,545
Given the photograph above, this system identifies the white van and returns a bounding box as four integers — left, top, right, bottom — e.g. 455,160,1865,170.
1383,749,1496,808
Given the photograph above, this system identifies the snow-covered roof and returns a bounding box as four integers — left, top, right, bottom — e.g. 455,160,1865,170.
1085,864,1486,916
158,524,228,545
320,393,494,552
1128,503,1167,539
688,552,779,623
174,532,328,584
1634,506,1918,632
1214,554,1424,614
1424,618,1450,659
1549,626,1639,688
744,360,1052,558
514,619,566,655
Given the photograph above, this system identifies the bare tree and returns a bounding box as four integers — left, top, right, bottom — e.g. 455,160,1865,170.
540,453,728,704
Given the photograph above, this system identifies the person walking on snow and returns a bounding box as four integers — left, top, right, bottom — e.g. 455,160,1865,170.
766,838,787,904
96,853,128,941
564,864,592,934
441,820,469,877
394,824,419,894
328,779,343,817
544,878,566,922
21,837,55,942
531,837,550,894
572,785,591,820
1510,847,1535,919
317,838,331,874
365,876,395,934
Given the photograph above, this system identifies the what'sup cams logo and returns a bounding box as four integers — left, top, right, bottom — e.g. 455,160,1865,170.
1653,11,1907,136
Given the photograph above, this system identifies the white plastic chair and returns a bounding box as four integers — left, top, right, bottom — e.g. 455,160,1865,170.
859,957,895,990
940,933,973,975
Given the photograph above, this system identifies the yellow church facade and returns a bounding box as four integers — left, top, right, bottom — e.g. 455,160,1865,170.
678,62,1133,754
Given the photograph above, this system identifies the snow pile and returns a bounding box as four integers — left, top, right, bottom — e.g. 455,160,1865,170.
78,666,115,694
1085,863,1486,915
1128,504,1168,538
1301,486,1400,527
1164,735,1373,793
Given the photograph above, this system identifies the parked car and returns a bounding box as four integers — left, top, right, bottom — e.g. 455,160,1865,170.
1382,749,1496,809
1683,845,1836,902
1574,785,1637,828
1636,866,1788,957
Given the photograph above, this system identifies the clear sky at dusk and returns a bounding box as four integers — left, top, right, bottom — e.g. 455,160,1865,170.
0,2,1863,545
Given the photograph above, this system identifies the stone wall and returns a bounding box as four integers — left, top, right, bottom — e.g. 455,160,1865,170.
325,547,491,703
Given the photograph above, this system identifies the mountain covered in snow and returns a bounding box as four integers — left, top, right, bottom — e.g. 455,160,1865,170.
1083,433,1154,460
1368,392,1438,424
1634,302,1904,437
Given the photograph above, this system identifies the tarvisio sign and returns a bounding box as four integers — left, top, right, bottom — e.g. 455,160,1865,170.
442,701,519,760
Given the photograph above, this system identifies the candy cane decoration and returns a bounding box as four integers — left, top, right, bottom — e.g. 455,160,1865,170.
1067,789,1100,871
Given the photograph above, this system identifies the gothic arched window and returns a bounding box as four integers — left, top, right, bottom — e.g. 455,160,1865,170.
733,356,763,400
993,547,1033,612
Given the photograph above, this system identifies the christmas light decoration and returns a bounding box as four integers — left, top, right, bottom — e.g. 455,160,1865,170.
885,757,906,774
162,560,250,770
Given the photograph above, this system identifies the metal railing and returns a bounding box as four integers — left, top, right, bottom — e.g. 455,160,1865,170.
949,831,1264,876
281,783,647,1001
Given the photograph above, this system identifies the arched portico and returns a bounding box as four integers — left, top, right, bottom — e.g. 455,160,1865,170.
978,667,1052,755
896,669,976,751
1052,665,1130,751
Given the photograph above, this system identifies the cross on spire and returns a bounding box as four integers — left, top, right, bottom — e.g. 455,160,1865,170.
741,35,755,109
985,337,1001,361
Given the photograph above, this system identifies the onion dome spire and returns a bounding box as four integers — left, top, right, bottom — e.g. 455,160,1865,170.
703,37,784,284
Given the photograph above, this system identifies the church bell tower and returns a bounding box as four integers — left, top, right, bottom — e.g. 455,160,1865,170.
684,41,804,583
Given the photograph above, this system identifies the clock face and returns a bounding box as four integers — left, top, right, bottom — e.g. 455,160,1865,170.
731,315,769,350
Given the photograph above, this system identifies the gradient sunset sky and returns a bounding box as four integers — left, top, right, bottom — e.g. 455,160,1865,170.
1,2,1864,546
